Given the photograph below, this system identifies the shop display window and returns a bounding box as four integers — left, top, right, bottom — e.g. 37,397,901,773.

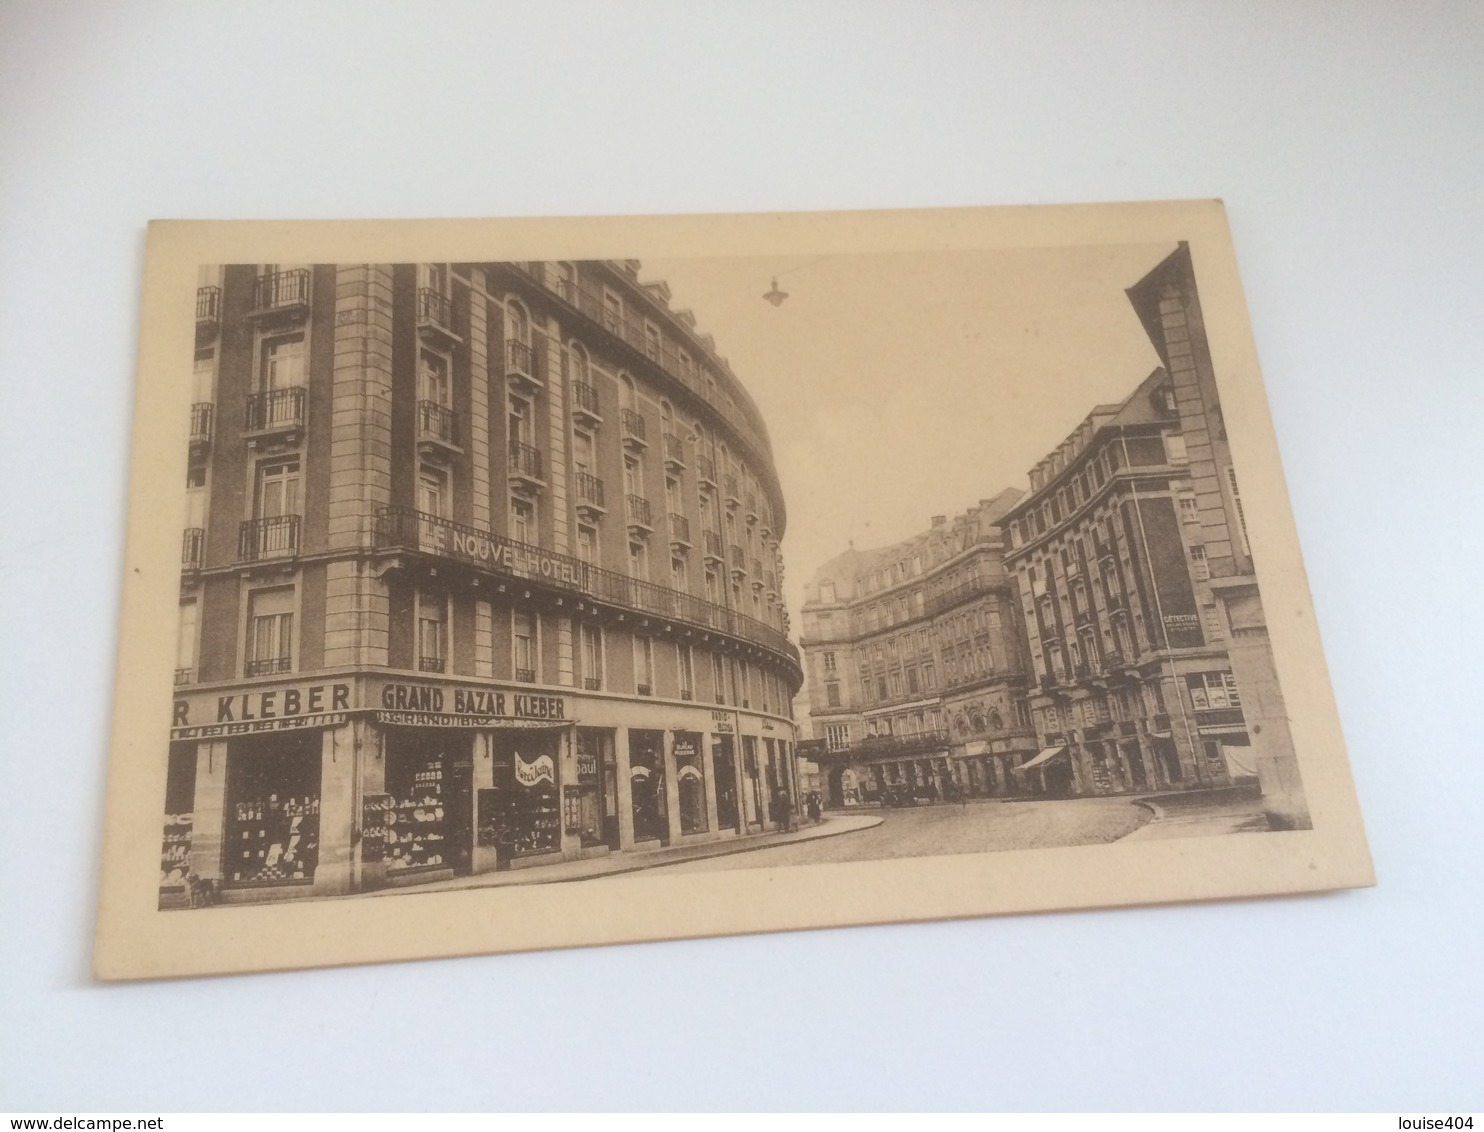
383,736,452,874
569,729,616,847
482,733,561,858
674,732,708,835
159,741,198,891
224,732,321,886
712,736,739,831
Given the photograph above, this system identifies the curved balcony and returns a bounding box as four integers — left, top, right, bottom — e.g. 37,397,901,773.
372,505,801,673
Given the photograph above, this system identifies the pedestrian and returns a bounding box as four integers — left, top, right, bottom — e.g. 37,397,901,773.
807,792,822,823
773,784,793,833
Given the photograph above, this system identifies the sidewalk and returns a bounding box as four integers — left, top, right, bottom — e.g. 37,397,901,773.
362,811,884,897
1120,794,1273,841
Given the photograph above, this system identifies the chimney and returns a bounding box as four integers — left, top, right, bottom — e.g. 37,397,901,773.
931,515,946,528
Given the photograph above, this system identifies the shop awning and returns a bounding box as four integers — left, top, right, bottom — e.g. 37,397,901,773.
1012,746,1067,773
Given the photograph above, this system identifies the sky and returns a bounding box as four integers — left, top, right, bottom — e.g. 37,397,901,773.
644,242,1177,625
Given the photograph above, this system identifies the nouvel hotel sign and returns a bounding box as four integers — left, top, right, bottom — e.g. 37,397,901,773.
427,527,586,588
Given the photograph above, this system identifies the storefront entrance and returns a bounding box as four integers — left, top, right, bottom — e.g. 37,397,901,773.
382,730,474,879
712,735,739,831
674,731,708,835
223,731,323,889
574,728,620,849
160,741,198,903
628,729,668,845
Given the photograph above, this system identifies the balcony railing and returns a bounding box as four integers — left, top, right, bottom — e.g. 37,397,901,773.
663,432,686,467
751,557,763,579
509,441,545,484
500,262,776,477
238,515,301,561
669,513,690,545
251,269,310,314
245,386,306,432
925,575,992,618
723,474,740,503
417,400,458,446
847,730,952,759
744,493,757,520
372,505,799,664
505,338,540,387
245,656,293,677
703,529,723,559
576,471,605,512
572,380,601,423
729,544,746,571
626,494,652,530
697,454,717,486
195,286,221,324
174,668,194,686
189,402,213,445
417,288,454,335
418,656,446,673
621,408,647,445
182,527,205,571
583,676,602,691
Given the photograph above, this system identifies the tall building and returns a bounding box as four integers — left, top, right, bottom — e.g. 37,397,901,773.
797,492,1038,807
162,260,803,906
995,244,1307,821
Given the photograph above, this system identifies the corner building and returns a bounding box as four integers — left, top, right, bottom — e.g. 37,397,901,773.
797,492,1039,808
162,261,802,906
995,244,1305,817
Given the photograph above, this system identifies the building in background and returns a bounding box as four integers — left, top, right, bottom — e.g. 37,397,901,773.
994,244,1307,823
162,259,803,907
796,492,1038,808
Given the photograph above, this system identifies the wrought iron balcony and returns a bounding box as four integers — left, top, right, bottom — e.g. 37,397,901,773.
625,493,653,533
174,668,194,686
245,656,293,677
508,441,545,492
515,667,537,683
744,493,757,523
505,338,541,392
583,676,602,691
848,730,952,760
663,432,686,470
416,287,458,345
244,386,306,436
729,544,746,576
417,400,459,451
668,512,691,549
249,269,310,321
723,474,740,508
238,514,301,562
571,380,602,427
182,527,205,572
621,408,647,449
371,504,801,668
418,656,446,673
575,471,606,519
925,575,992,618
696,454,717,488
189,402,213,447
636,683,653,697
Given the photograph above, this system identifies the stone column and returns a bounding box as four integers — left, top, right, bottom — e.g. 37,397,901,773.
189,740,229,883
315,724,357,897
471,732,500,875
663,730,684,843
702,735,722,834
615,726,636,850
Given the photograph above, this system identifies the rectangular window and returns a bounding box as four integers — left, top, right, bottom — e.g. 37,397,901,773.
260,333,305,390
822,651,837,674
825,681,841,707
510,497,534,544
417,592,446,672
628,540,648,581
819,581,836,603
581,623,603,690
1226,465,1250,555
1179,493,1200,522
602,289,623,334
419,349,450,405
1190,544,1210,581
513,609,537,682
1165,433,1189,464
633,637,654,696
671,556,687,593
678,643,695,700
246,587,294,676
1187,671,1241,710
176,599,198,679
256,459,300,519
712,652,726,704
576,524,597,565
826,724,850,751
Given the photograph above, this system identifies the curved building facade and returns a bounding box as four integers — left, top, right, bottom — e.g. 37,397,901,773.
162,260,801,906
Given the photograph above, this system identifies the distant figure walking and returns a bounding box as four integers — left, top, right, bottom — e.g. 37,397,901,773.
807,793,822,823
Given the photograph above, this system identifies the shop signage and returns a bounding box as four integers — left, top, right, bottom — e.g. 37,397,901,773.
711,710,734,733
678,764,703,782
378,682,566,723
673,735,698,761
514,751,555,787
171,681,353,728
172,713,348,740
432,528,586,587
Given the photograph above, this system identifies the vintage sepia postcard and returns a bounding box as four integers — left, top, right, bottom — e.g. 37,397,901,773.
95,201,1373,979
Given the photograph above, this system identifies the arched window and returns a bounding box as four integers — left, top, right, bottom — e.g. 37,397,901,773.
619,373,636,413
660,400,673,432
989,709,1003,731
568,341,590,385
507,299,531,345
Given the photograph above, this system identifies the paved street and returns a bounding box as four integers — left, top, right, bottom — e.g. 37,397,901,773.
656,796,1152,873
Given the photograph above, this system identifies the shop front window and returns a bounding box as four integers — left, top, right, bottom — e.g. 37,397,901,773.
379,731,472,876
223,732,321,887
246,587,294,676
674,732,707,835
712,735,739,831
159,741,198,900
570,729,618,848
480,733,561,860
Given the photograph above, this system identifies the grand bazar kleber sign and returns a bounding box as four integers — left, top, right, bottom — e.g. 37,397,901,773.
375,681,568,729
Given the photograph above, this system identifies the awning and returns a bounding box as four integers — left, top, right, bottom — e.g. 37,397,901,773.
1013,746,1067,773
1196,724,1249,738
